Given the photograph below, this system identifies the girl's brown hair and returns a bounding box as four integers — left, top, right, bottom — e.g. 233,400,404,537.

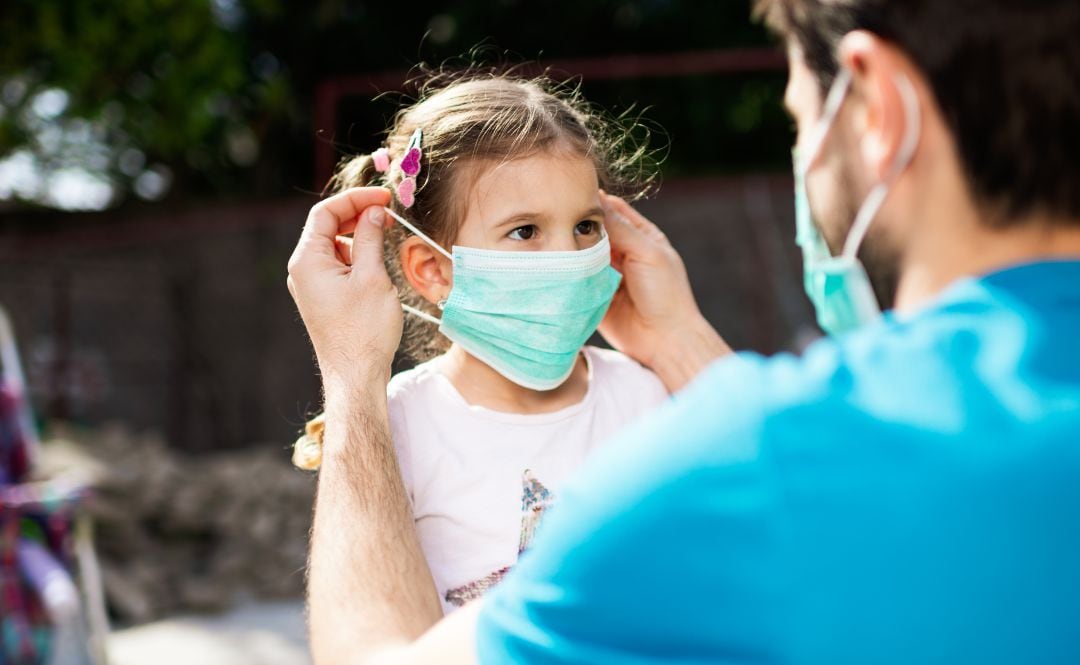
328,69,660,362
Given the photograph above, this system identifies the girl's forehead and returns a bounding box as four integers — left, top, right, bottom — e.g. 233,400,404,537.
464,152,599,221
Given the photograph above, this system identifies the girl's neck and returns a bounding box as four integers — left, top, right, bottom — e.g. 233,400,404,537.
439,343,590,414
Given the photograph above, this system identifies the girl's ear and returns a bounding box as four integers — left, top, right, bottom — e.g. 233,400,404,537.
400,236,453,304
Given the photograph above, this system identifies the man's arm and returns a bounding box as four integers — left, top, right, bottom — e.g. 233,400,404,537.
288,188,474,664
310,385,483,665
306,372,448,663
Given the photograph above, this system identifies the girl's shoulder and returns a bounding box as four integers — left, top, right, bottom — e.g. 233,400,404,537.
583,346,669,404
583,345,659,379
386,356,446,405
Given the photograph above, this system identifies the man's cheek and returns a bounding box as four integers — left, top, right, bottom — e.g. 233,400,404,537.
807,167,848,255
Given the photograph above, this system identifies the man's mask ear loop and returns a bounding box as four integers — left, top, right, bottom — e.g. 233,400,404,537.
841,73,923,261
798,68,855,177
383,206,452,326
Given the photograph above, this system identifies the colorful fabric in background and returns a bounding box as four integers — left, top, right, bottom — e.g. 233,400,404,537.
0,304,94,665
0,382,32,485
0,482,86,665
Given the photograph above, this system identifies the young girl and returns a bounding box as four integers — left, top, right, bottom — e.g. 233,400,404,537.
294,73,669,614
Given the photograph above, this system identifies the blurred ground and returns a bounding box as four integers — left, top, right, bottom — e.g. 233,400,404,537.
38,424,314,624
108,600,310,665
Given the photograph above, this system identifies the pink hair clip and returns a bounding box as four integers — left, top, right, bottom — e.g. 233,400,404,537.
397,128,423,208
372,147,390,173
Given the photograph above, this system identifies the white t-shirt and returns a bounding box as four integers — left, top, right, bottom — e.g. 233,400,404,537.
387,345,669,614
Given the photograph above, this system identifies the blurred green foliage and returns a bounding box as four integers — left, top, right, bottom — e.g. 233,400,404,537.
0,0,294,205
0,0,790,209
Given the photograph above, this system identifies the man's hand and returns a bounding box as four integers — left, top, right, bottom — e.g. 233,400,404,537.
600,193,731,392
286,187,401,386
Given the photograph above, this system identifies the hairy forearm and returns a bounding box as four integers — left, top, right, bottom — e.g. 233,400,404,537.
307,370,444,665
651,314,731,393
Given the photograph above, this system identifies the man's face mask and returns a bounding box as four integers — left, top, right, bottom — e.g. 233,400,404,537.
793,66,922,336
386,207,621,391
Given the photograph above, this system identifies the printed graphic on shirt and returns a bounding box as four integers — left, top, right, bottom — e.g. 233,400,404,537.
443,565,512,608
445,470,554,607
517,469,553,553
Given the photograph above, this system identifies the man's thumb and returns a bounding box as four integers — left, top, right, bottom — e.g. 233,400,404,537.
352,206,387,268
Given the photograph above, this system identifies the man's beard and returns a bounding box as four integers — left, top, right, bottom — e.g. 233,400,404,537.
822,160,902,310
860,228,901,311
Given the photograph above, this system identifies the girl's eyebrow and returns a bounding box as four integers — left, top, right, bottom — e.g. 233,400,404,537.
493,211,544,229
493,206,606,229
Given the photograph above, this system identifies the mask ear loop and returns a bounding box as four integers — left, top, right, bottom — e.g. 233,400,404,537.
841,73,922,261
401,303,441,325
383,206,451,325
797,68,854,177
383,206,453,260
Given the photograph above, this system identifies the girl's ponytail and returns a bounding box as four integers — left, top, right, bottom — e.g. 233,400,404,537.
326,153,381,194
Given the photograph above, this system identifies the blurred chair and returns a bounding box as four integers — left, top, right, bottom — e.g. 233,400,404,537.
0,305,108,665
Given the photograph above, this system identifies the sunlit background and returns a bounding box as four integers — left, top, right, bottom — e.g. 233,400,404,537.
0,2,814,664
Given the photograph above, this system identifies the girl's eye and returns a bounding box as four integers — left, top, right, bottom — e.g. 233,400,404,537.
575,220,599,236
508,225,537,241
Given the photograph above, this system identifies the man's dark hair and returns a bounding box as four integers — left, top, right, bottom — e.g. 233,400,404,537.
755,0,1080,227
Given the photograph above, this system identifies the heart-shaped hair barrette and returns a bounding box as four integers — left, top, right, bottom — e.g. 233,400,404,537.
397,177,417,208
396,128,423,208
400,127,423,177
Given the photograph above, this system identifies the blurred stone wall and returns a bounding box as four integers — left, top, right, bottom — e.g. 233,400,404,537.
41,423,315,624
0,173,816,452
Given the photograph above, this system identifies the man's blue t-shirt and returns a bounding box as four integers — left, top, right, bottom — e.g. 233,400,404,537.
475,260,1080,664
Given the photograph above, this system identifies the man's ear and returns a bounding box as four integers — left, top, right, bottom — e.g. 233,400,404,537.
400,236,452,305
838,30,925,183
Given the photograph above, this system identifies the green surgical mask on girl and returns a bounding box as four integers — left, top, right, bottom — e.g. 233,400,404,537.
386,207,621,391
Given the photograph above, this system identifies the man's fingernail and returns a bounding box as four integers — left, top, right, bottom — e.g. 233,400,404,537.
369,207,385,227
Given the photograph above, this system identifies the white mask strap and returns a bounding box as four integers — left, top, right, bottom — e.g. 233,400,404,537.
401,303,441,325
383,206,453,261
797,68,854,176
841,73,922,261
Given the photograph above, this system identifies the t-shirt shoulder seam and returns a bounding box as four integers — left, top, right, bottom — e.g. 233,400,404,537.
387,360,443,401
585,346,667,398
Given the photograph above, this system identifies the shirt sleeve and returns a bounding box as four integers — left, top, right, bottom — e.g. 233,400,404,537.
474,353,791,665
